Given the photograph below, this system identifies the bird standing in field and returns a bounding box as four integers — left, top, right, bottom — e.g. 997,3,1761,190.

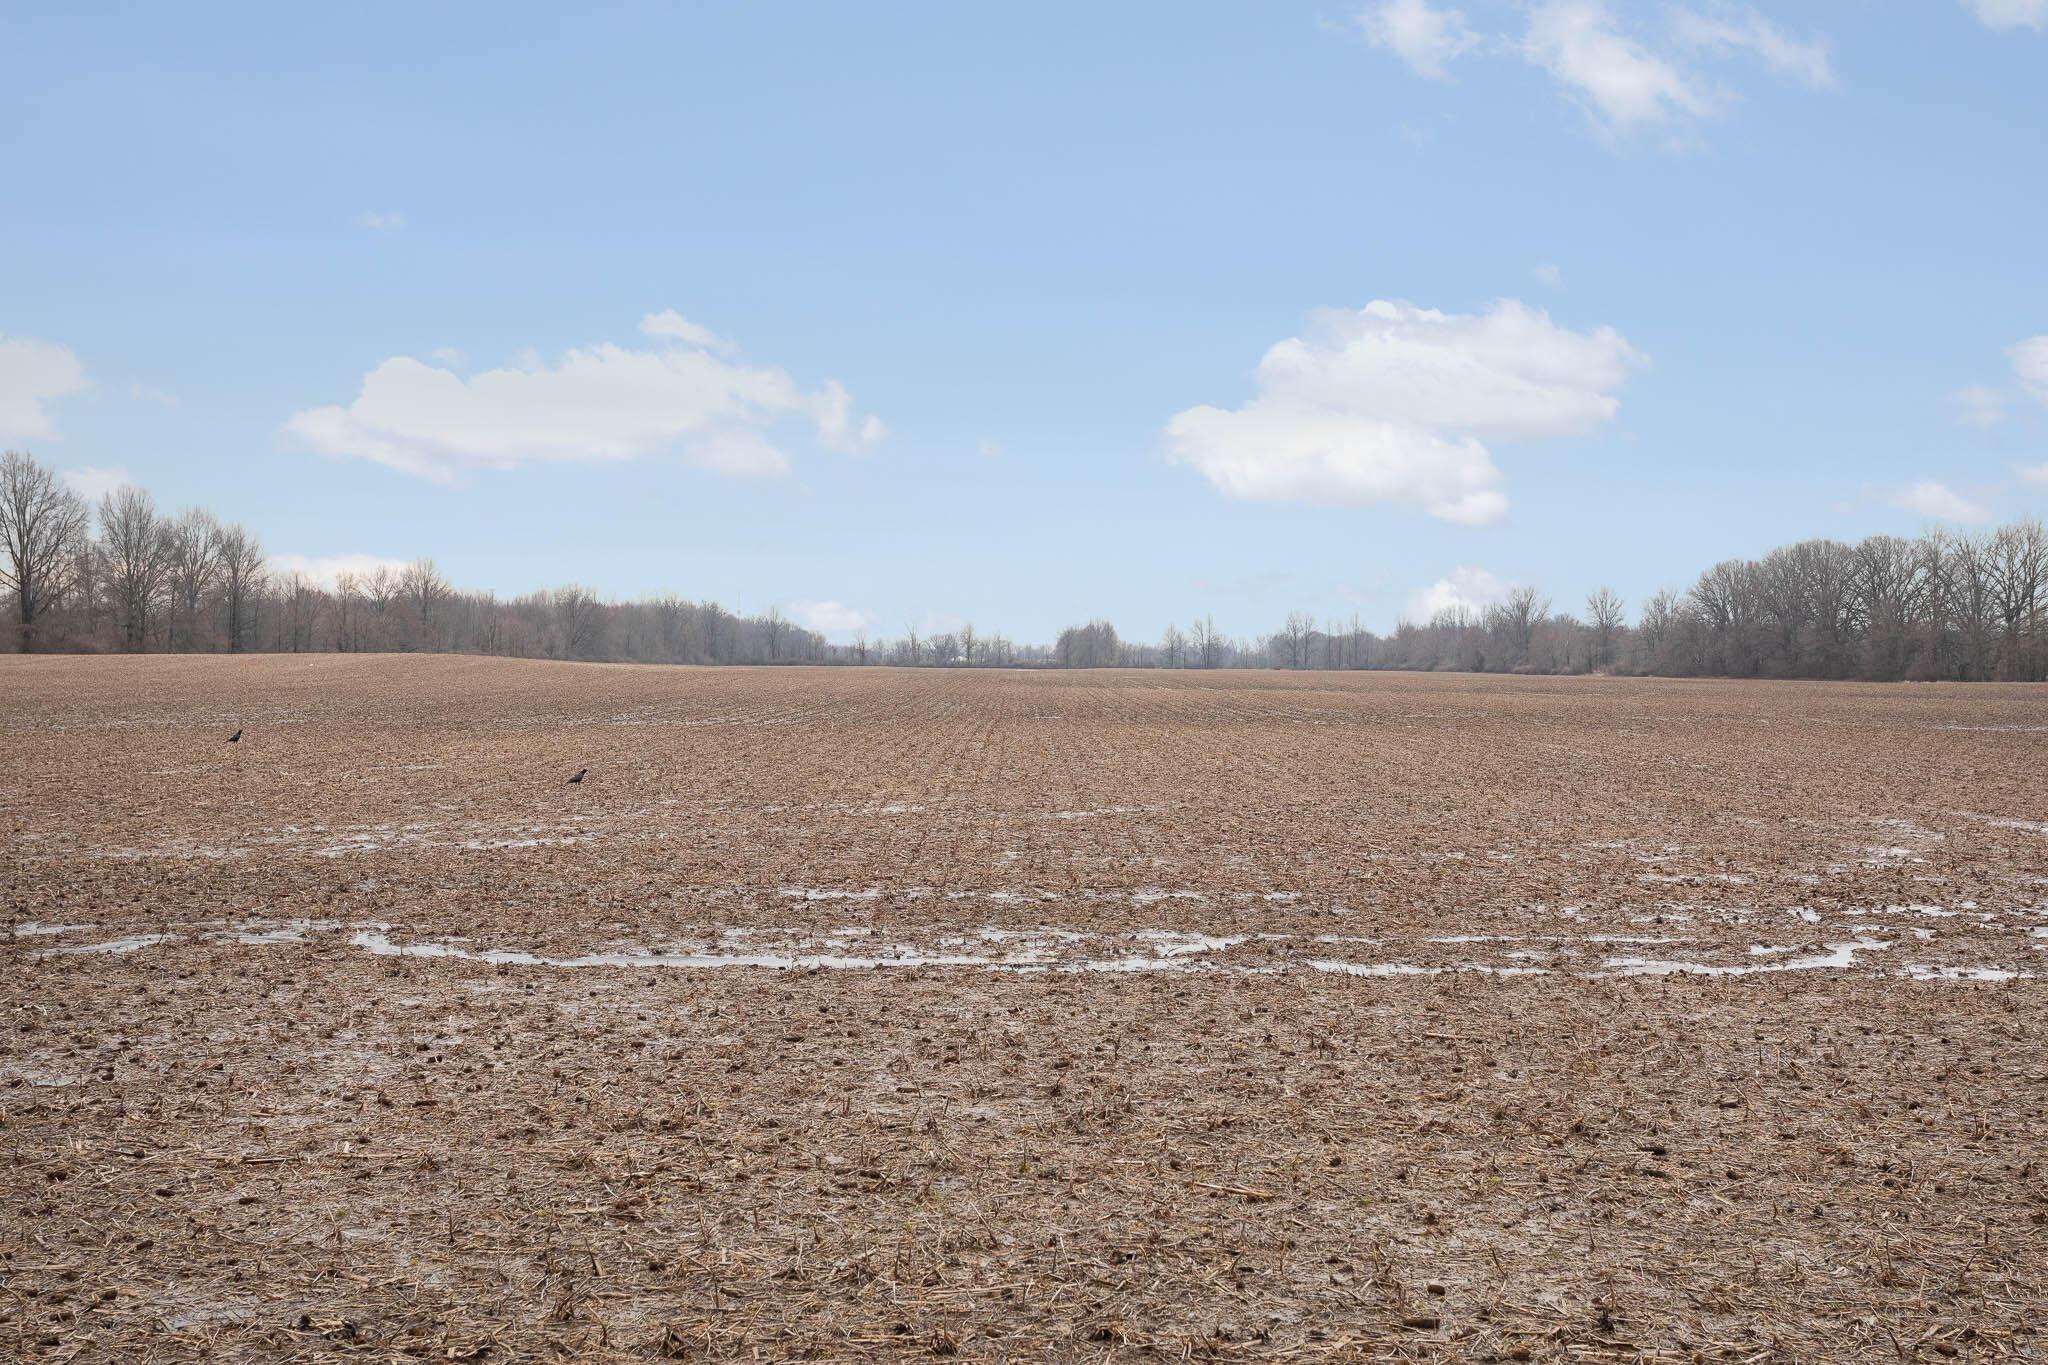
568,768,587,784
227,729,241,743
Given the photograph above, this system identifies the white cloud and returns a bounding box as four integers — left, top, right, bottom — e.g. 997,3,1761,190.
1360,0,1479,79
977,437,1003,460
1889,480,1990,524
1964,0,2047,32
639,310,734,355
2016,462,2048,485
1671,7,1834,89
1165,298,1642,525
786,599,873,635
130,383,179,406
810,378,887,453
60,465,131,502
1523,2,1713,128
359,212,404,234
683,429,789,478
1534,263,1563,288
268,553,412,590
1408,566,1512,621
1363,1,1835,140
0,334,89,442
1955,384,2007,428
286,314,882,483
2012,335,2048,404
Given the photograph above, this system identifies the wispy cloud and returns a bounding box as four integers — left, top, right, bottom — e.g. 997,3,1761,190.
60,464,131,502
1963,0,2048,33
1670,6,1835,89
1955,384,2006,428
0,333,89,442
1358,0,1480,79
269,553,412,590
787,599,873,635
1888,479,1990,524
1358,1,1837,141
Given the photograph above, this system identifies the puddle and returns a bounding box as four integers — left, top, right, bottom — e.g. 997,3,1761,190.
34,933,179,957
1602,937,1890,978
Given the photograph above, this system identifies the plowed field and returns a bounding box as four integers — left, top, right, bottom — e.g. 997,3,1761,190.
5,655,2047,1360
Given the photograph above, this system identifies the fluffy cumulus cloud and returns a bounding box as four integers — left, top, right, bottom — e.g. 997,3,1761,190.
1889,480,1990,524
786,599,873,635
1965,0,2048,31
59,465,132,502
0,334,89,442
1408,566,1512,621
267,553,413,590
1359,0,1479,79
286,314,883,484
1165,299,1642,525
2018,462,2048,485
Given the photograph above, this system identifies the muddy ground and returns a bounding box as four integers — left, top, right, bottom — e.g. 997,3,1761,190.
4,655,2046,1361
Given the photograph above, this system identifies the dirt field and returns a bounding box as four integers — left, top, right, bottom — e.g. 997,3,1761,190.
4,655,2047,1362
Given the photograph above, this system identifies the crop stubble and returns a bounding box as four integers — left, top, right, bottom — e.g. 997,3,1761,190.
3,655,2047,1361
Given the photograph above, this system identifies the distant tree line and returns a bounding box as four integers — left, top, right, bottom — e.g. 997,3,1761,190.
3,450,2043,680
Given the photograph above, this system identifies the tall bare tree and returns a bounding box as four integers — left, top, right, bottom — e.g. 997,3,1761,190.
0,450,90,651
1160,623,1187,668
98,484,168,649
400,557,448,647
1585,586,1624,669
215,523,265,652
161,509,222,651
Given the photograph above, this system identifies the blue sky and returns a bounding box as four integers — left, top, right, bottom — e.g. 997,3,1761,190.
4,1,2045,643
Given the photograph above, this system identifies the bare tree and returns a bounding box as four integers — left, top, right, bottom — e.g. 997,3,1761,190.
400,557,448,647
0,450,91,651
552,585,607,659
958,621,977,666
215,523,265,652
1989,519,2047,680
1054,619,1120,668
282,571,322,651
98,484,169,649
161,509,222,651
1191,614,1222,668
1279,611,1313,669
332,570,360,651
1161,623,1187,669
1585,586,1624,669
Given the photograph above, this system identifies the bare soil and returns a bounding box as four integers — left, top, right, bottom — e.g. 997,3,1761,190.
4,655,2047,1361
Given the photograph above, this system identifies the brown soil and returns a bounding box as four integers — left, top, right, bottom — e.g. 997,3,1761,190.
4,655,2047,1361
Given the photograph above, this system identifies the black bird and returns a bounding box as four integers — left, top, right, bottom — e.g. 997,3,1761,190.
568,768,587,784
227,729,242,743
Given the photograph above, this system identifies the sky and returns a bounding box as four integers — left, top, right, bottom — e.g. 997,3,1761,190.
3,0,2045,644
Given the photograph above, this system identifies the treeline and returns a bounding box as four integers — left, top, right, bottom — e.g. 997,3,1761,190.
3,450,2044,679
1056,524,2046,681
0,451,830,664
